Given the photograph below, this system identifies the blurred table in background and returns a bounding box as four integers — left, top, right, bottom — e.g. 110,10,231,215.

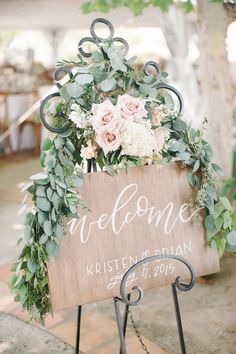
0,67,53,155
0,89,41,154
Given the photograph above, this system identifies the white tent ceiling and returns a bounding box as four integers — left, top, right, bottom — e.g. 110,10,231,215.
0,0,160,30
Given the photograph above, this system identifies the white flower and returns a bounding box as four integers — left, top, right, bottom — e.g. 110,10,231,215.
81,140,98,159
120,121,157,157
68,104,91,129
154,127,170,152
71,103,79,112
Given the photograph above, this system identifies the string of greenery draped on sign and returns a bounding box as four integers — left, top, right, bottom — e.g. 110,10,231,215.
9,18,236,323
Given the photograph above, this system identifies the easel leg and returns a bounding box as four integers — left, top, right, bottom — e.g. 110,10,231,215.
171,284,186,354
119,294,130,354
114,298,127,354
75,305,82,354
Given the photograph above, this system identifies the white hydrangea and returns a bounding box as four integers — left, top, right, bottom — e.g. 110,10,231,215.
120,121,157,157
68,103,91,129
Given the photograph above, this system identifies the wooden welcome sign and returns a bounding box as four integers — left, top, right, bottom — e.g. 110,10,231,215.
48,163,220,310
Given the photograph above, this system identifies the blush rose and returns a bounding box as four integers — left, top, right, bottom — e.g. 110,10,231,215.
91,99,121,133
117,94,148,122
96,130,121,155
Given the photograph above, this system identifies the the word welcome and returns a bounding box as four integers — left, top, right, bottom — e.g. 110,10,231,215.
68,183,196,244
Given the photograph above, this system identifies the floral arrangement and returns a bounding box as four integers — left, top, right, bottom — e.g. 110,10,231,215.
9,18,236,323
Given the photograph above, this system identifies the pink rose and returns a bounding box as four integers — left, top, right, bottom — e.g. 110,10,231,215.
91,99,121,133
96,129,121,155
117,94,148,122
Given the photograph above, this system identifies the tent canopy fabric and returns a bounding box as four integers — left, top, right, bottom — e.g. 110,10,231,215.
0,0,159,30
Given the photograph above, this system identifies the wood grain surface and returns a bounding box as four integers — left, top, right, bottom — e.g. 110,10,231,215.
48,163,220,310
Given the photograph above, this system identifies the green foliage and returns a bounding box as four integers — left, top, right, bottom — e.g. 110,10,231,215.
9,135,84,323
81,0,226,15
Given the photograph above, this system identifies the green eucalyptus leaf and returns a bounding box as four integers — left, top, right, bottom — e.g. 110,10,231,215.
75,74,93,85
59,86,71,102
139,84,151,96
92,51,103,62
27,259,38,273
49,174,56,189
177,141,187,153
177,151,191,162
54,136,65,149
40,152,46,168
168,140,179,152
36,186,46,197
55,179,67,189
46,240,59,257
13,274,23,287
69,202,78,214
24,212,35,226
46,186,54,200
205,214,217,235
56,185,64,197
37,211,47,226
213,201,224,219
36,197,51,212
51,208,57,222
44,155,56,170
65,140,75,153
220,197,232,211
66,82,83,98
226,231,236,252
100,78,116,92
210,238,218,254
206,185,217,201
41,138,52,151
55,164,64,180
51,192,61,210
214,237,226,257
214,216,224,231
205,195,214,214
58,128,73,137
186,172,196,188
24,226,35,241
43,220,54,236
39,234,48,245
192,160,200,173
89,67,107,83
173,119,186,131
55,223,64,240
212,163,222,173
30,172,48,181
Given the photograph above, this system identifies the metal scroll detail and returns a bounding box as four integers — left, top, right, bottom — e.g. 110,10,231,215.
40,17,183,134
78,18,129,58
143,60,184,115
39,67,73,134
120,254,196,306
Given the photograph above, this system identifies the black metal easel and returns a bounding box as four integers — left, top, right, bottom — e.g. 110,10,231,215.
38,16,190,354
75,252,196,354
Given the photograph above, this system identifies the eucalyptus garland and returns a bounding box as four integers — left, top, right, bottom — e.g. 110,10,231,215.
9,18,236,323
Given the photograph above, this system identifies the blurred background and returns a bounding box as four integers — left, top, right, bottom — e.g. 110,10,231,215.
0,1,236,353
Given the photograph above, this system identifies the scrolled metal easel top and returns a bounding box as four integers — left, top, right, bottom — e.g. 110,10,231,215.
120,254,196,306
40,18,183,134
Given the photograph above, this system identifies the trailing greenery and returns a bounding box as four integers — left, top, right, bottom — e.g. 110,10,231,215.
9,20,236,323
9,135,84,322
81,0,194,15
80,0,236,15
